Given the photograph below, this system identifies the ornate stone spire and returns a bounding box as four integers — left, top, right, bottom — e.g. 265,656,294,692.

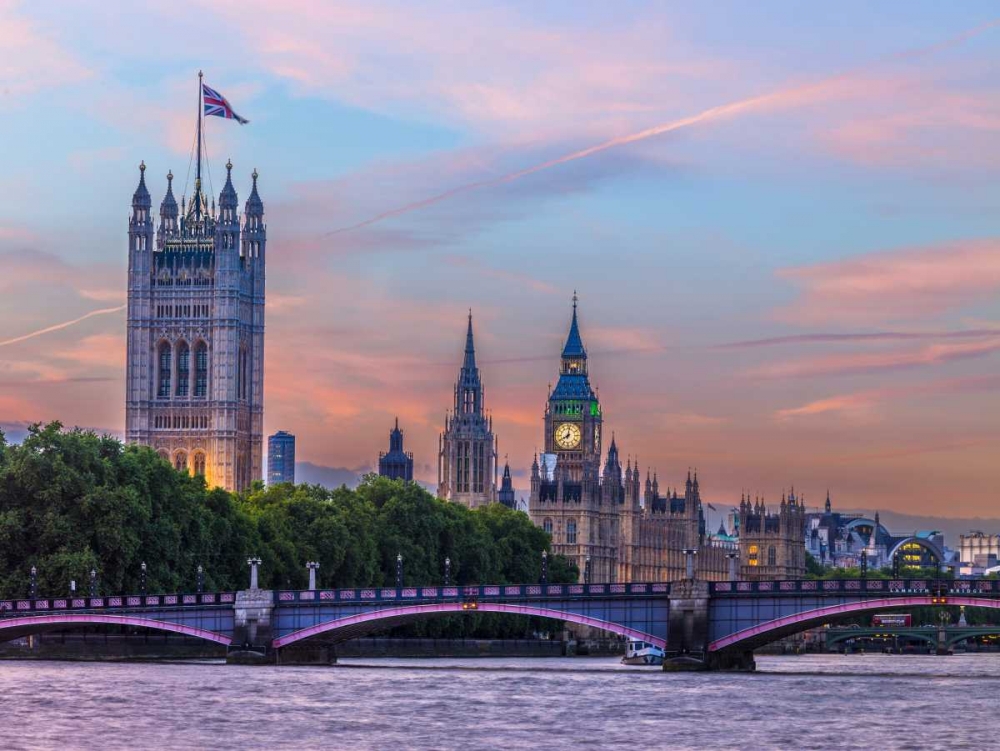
219,159,238,209
132,161,151,210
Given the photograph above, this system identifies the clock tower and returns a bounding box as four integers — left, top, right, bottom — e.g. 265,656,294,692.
531,294,614,582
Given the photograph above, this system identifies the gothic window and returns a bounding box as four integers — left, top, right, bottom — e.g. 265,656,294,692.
457,442,470,494
174,451,188,473
473,442,485,493
238,346,249,400
768,546,777,567
566,519,578,545
176,341,190,397
193,453,206,476
194,342,208,398
543,518,553,535
748,544,759,566
157,341,172,398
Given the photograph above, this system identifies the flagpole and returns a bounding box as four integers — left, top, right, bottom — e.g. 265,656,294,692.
196,70,203,219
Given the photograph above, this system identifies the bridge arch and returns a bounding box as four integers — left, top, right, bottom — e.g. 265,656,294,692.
0,613,231,646
709,596,1000,653
273,602,666,649
825,629,938,649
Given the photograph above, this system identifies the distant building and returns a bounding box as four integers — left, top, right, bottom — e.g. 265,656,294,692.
497,459,516,509
805,492,946,572
959,532,1000,568
267,431,296,485
379,418,414,482
437,312,497,508
738,490,806,580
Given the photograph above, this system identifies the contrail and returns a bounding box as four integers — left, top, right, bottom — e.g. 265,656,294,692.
324,18,999,237
0,305,125,348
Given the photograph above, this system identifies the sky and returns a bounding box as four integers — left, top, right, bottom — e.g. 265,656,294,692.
0,1,998,518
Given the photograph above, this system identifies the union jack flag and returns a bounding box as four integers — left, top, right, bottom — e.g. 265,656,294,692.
202,83,248,124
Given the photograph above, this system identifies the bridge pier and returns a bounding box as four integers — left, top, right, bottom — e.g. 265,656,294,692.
227,589,274,665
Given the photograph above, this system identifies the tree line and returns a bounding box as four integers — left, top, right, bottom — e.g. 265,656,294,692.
0,423,576,604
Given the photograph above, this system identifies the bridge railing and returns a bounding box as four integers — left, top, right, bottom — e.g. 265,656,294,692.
274,581,671,605
709,579,1000,596
0,592,237,616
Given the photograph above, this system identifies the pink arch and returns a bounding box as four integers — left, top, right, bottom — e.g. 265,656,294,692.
273,602,666,649
0,613,231,645
709,596,1000,652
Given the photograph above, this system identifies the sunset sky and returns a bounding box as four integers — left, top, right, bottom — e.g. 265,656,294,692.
1,1,998,517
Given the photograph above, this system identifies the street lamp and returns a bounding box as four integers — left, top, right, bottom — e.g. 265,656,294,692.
395,553,403,588
197,565,205,594
140,561,147,596
860,550,868,581
683,548,698,580
444,557,451,586
29,566,37,600
247,557,262,590
306,561,320,591
726,552,739,582
89,569,97,597
540,550,548,585
584,555,591,585
69,580,76,598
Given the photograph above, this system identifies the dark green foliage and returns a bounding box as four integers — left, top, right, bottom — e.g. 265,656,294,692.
0,424,575,619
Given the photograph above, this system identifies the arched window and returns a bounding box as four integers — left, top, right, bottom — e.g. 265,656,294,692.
157,341,172,398
238,345,249,400
174,451,188,473
543,518,553,535
767,546,777,567
194,341,208,398
176,341,190,397
566,519,577,545
193,453,206,476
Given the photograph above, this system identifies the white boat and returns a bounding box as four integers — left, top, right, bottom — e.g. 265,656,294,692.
622,640,664,666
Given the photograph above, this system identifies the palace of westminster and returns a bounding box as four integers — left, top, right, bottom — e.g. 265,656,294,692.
124,159,805,585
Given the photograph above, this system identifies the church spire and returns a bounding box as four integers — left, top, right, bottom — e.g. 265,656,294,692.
132,161,151,211
454,311,483,416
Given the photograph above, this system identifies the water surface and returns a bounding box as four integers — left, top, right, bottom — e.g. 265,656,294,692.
0,654,993,750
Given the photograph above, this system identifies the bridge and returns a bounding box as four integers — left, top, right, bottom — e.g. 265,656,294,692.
826,625,1000,653
3,577,1000,669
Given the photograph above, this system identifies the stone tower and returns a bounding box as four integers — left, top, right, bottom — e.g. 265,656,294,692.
438,312,498,507
738,490,806,580
379,418,414,481
529,294,614,582
498,459,517,509
125,158,265,492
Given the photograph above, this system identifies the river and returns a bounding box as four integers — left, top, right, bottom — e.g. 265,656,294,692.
0,654,994,750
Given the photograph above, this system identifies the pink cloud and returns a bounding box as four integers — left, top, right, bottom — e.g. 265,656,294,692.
749,337,1000,379
776,239,1000,326
0,1,91,104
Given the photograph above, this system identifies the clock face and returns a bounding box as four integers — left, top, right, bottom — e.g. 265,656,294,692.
554,422,582,450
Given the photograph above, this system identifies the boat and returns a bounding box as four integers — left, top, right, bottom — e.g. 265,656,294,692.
622,640,664,666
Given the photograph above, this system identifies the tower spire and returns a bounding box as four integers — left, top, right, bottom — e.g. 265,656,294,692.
463,309,476,370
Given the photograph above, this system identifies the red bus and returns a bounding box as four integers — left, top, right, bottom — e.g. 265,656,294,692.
872,613,911,627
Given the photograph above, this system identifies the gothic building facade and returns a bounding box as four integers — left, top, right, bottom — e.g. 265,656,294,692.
738,491,806,580
125,160,265,492
528,297,734,583
438,313,498,508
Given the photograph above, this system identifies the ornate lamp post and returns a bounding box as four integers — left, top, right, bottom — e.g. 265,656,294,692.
540,550,548,585
860,550,868,581
247,557,262,590
584,555,591,585
89,569,97,597
197,565,205,594
29,566,37,600
306,561,320,591
683,548,698,580
140,561,147,596
444,557,451,586
395,553,403,588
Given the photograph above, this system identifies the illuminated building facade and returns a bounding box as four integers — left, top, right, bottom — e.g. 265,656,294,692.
125,158,266,493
